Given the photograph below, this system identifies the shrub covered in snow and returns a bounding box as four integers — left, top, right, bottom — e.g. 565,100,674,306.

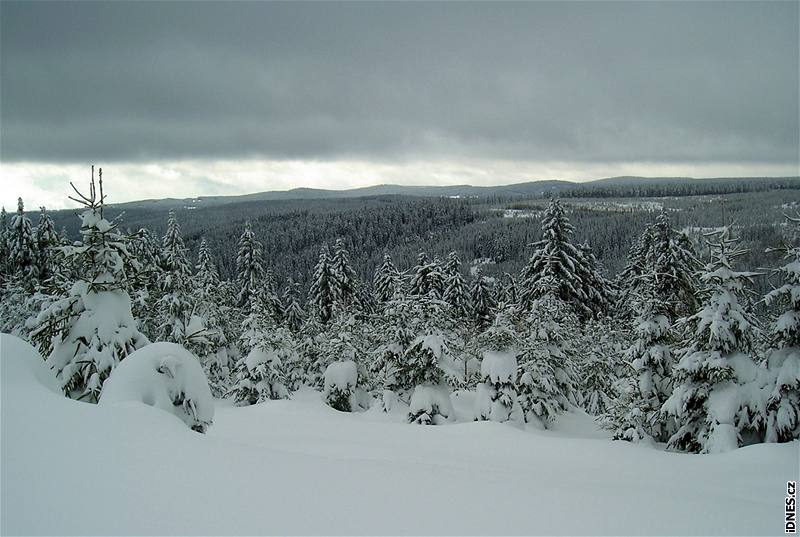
100,342,214,433
408,384,455,425
475,351,522,423
473,313,522,423
229,340,293,405
323,360,358,412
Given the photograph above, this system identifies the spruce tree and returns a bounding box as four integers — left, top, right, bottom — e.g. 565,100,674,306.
0,207,9,282
517,279,579,427
763,214,800,442
235,220,264,309
128,227,163,340
192,237,230,396
282,277,305,333
399,297,455,424
474,313,523,423
156,210,195,344
34,207,59,282
8,197,38,288
229,287,295,405
409,252,444,299
443,251,470,319
264,268,285,324
471,269,496,330
518,198,612,318
308,243,335,324
373,253,403,304
663,228,761,453
331,237,360,311
31,167,148,402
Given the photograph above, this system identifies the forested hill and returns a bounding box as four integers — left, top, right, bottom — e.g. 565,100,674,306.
112,176,798,210
42,177,800,297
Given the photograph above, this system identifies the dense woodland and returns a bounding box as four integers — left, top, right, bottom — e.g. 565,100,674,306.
1,170,799,452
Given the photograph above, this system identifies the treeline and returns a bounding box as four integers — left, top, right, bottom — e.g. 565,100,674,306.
559,176,800,199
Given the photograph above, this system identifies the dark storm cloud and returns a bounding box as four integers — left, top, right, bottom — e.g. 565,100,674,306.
1,1,797,165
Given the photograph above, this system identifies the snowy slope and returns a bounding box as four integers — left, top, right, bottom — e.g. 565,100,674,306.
2,334,797,536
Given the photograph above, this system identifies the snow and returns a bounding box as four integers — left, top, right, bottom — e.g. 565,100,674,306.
100,342,215,432
480,350,517,383
408,384,455,424
2,332,798,535
244,345,276,371
324,359,357,392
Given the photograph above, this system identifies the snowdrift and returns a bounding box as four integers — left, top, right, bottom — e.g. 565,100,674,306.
2,333,798,535
100,341,215,432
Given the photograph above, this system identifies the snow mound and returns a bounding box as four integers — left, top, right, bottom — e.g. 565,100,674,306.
322,360,367,412
0,333,60,395
324,360,357,393
408,384,455,425
100,342,214,432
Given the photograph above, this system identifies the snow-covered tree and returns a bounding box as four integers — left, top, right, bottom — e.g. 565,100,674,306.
31,168,148,402
603,299,675,442
7,198,38,289
229,288,295,405
33,207,59,282
603,211,702,442
373,253,403,304
474,313,523,423
263,268,285,324
308,243,336,324
323,360,359,412
471,269,496,330
282,277,305,333
399,298,455,424
577,319,627,416
409,252,444,300
663,228,761,453
156,211,196,345
517,281,579,427
763,214,800,443
331,238,360,311
369,296,418,410
191,237,230,396
0,207,9,282
518,198,612,318
229,329,295,405
235,220,264,309
128,227,163,341
443,251,470,319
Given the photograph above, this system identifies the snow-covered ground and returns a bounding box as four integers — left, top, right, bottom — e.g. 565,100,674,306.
2,334,797,535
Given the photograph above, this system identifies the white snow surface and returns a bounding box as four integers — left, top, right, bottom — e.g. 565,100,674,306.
100,341,215,432
2,333,797,535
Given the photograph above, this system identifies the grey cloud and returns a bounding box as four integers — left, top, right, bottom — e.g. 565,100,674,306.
1,1,797,166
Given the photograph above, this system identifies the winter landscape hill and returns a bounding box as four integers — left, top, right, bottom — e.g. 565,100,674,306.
107,175,800,210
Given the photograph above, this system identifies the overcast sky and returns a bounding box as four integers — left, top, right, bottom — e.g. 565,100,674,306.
1,1,798,209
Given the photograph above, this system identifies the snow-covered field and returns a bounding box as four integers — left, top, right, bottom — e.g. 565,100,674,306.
2,334,797,536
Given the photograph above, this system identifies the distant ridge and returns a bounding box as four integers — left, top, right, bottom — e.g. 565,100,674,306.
113,176,799,210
